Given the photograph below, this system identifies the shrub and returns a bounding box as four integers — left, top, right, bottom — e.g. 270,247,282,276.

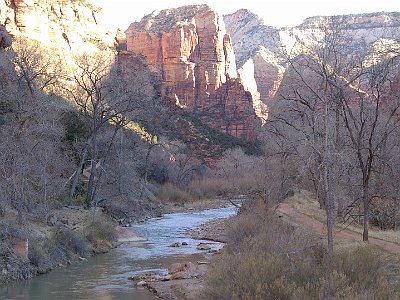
205,203,399,299
62,111,88,142
156,182,193,203
83,216,117,253
53,225,90,258
369,197,400,230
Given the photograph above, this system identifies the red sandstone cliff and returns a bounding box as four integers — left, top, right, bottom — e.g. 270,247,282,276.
121,5,266,140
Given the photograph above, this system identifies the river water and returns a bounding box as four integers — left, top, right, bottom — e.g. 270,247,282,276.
0,206,237,300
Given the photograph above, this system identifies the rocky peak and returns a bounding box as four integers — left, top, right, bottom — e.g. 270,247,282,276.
128,4,211,32
224,10,284,103
122,5,267,140
224,9,280,68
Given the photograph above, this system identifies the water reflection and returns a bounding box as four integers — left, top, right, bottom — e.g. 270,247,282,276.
0,206,237,300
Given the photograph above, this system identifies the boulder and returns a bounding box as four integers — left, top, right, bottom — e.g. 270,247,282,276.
116,226,147,242
136,280,147,287
196,243,211,251
168,261,207,279
10,236,28,261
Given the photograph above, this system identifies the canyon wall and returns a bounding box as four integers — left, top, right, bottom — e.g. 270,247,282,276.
121,5,267,140
0,0,115,55
224,10,400,104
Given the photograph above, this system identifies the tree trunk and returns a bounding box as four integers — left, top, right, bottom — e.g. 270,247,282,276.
70,146,88,198
87,133,98,206
323,99,335,256
140,144,154,201
324,163,335,255
362,186,369,241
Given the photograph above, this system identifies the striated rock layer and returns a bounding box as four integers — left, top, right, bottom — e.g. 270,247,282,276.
121,5,267,140
0,0,115,55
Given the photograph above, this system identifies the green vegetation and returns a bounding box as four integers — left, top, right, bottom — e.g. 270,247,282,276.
168,112,262,157
143,5,210,31
62,111,89,148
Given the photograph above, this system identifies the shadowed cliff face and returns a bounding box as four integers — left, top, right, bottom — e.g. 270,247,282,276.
121,5,267,140
0,0,115,55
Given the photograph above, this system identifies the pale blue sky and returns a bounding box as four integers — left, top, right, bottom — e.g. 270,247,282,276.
92,0,399,30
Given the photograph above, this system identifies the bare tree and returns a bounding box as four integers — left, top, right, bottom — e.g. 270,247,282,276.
12,37,62,95
65,50,156,206
340,55,400,240
269,18,359,254
270,17,400,248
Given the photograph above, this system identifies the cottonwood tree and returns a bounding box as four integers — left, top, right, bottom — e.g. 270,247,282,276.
167,141,202,187
0,41,72,223
0,86,72,223
269,18,364,254
339,54,400,241
66,50,156,207
271,17,400,251
301,29,400,242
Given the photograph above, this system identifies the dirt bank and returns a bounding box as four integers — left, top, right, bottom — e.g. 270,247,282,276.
0,198,162,284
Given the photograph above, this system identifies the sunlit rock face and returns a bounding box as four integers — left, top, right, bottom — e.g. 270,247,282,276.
0,0,115,54
224,9,284,104
224,10,400,104
122,5,266,140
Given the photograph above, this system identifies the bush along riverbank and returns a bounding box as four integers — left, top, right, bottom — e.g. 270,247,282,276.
0,199,163,284
0,208,118,284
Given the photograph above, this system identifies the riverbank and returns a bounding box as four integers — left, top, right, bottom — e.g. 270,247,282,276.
0,199,238,285
0,197,162,284
142,201,238,300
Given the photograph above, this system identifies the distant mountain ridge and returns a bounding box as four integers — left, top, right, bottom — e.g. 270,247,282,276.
300,12,400,29
224,10,400,103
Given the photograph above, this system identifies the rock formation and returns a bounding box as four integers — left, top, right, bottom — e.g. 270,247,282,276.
0,24,11,49
0,0,115,54
224,9,285,103
224,10,400,104
121,5,267,140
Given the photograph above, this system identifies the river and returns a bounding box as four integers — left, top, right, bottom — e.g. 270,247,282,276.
0,206,237,300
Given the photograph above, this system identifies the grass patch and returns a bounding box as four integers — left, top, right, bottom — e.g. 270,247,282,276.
82,215,117,254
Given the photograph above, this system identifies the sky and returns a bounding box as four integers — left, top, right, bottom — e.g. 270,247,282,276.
91,0,399,30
